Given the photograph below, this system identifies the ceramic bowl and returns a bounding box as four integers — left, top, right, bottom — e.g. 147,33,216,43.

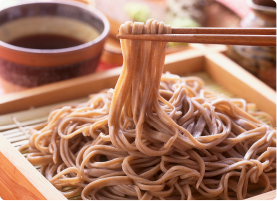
0,0,109,92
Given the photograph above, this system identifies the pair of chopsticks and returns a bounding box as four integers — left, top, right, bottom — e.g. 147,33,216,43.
116,28,276,46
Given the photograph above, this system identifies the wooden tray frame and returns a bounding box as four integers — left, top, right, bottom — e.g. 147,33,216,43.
0,48,276,200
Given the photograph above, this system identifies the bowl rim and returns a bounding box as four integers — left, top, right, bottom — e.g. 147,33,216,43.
0,0,110,54
247,0,276,14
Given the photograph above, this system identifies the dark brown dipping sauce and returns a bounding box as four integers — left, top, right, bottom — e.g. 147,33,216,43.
8,34,85,49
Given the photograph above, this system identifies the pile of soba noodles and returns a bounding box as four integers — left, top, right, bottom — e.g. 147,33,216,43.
23,20,276,200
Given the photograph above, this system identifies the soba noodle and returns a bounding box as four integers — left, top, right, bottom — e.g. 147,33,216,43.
23,20,276,200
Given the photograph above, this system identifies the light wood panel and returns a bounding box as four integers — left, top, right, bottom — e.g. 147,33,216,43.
246,190,276,200
0,135,66,200
164,49,204,75
204,52,276,122
0,97,87,126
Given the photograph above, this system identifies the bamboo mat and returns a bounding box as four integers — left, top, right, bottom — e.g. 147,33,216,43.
0,72,271,200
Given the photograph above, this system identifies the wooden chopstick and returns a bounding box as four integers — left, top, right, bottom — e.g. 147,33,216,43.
116,28,276,46
116,34,276,46
171,28,276,35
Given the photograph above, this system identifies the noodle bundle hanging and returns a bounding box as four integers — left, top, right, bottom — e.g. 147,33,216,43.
23,20,276,200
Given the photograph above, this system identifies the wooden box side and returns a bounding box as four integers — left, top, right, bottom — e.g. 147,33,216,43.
204,52,276,121
246,190,276,200
0,134,66,200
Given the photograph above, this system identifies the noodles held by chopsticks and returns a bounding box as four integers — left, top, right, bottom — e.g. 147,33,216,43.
24,20,276,200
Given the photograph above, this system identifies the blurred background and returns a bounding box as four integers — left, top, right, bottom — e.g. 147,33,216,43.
0,0,275,95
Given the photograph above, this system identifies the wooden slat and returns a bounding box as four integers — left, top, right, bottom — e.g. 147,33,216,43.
0,135,66,200
0,117,47,131
0,49,204,115
0,97,88,126
204,52,276,122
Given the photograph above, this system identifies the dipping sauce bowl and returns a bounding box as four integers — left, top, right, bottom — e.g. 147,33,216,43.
0,0,109,92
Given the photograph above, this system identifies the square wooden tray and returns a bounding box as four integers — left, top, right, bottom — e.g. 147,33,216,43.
0,49,276,200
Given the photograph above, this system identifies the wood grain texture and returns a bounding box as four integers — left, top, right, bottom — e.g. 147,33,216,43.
204,52,276,122
116,34,276,47
0,153,44,200
0,49,204,115
171,27,276,35
0,135,66,200
0,97,87,126
246,190,276,200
